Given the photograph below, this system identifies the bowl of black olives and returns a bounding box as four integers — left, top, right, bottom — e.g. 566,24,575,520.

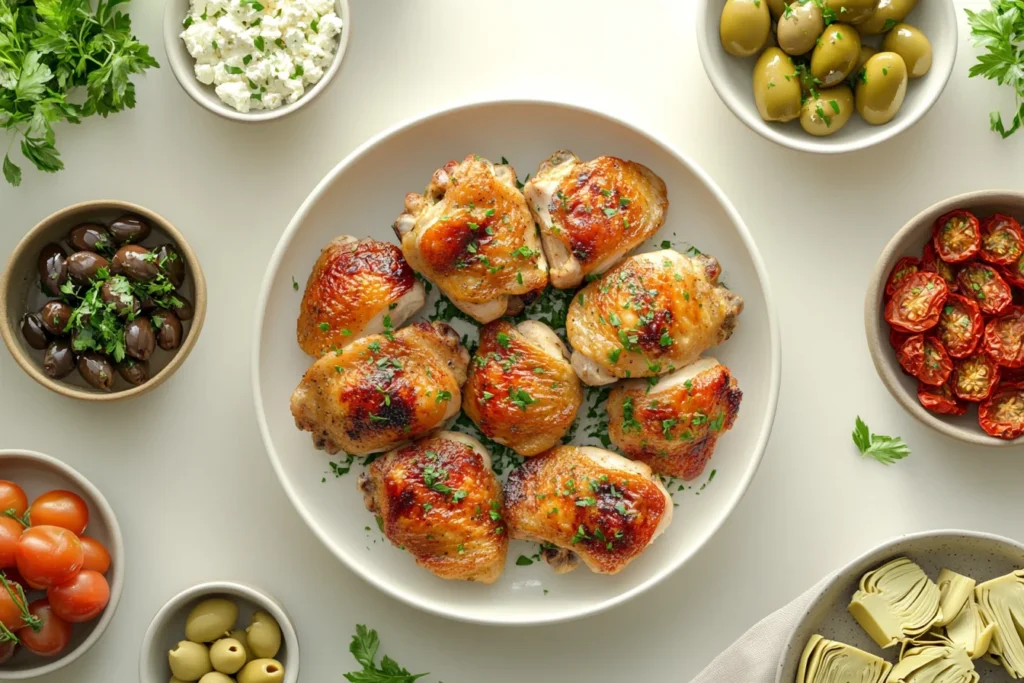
0,201,206,400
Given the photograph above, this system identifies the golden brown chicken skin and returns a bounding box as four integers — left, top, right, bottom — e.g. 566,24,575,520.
393,154,548,323
358,431,508,583
504,446,672,575
566,249,744,385
524,151,668,289
608,358,742,481
462,320,583,457
296,236,425,357
290,322,469,456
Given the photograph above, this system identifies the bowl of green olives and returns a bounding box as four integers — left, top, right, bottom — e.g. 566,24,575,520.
0,200,207,401
139,582,297,683
696,0,958,153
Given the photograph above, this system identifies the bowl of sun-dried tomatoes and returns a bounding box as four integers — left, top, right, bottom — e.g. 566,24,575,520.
867,190,1024,446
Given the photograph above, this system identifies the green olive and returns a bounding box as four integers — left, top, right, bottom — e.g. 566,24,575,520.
237,659,285,683
767,0,788,20
719,0,771,57
777,1,824,56
823,0,876,24
881,23,931,78
199,674,234,683
810,24,862,87
210,637,247,675
856,51,908,124
169,641,212,682
860,0,919,35
855,44,877,74
800,85,855,136
170,678,188,683
752,48,801,122
229,629,255,664
246,611,282,659
185,598,239,644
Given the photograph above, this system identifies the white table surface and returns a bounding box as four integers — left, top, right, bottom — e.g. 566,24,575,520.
3,1,1023,681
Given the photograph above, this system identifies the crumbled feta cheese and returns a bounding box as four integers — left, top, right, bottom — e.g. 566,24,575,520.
180,0,344,112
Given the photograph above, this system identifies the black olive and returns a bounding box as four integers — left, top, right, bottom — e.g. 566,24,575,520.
100,279,141,318
77,353,114,391
37,243,68,296
39,301,73,337
152,309,183,351
67,223,115,254
152,243,186,288
171,294,194,322
124,317,156,361
20,313,49,350
138,294,157,313
116,358,150,386
43,340,76,379
111,245,158,282
66,251,110,287
108,214,151,245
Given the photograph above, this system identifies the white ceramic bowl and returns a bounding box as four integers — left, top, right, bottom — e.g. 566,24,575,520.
0,449,124,681
139,581,298,683
695,1,958,154
252,99,781,625
776,530,1024,683
163,0,350,122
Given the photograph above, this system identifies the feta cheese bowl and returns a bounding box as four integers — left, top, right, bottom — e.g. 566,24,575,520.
164,0,350,121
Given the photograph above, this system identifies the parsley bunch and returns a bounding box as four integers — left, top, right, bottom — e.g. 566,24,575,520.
0,0,158,186
345,625,428,683
852,417,911,465
966,1,1024,138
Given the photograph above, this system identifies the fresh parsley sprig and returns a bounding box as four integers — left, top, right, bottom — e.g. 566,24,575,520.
852,417,910,465
966,2,1024,138
344,625,429,683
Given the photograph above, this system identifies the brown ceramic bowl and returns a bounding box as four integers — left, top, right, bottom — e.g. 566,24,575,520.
865,190,1024,447
0,201,206,401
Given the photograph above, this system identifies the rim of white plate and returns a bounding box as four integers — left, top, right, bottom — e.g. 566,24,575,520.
250,98,783,626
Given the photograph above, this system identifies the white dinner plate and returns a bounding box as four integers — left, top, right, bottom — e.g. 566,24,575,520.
252,99,781,625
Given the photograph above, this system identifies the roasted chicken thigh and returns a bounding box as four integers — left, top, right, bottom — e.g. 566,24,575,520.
462,320,583,456
608,357,742,480
504,446,672,575
523,151,669,289
566,249,744,385
358,431,508,583
290,322,469,455
394,154,549,323
296,236,425,357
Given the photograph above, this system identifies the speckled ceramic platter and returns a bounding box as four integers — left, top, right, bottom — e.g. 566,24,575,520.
776,530,1024,683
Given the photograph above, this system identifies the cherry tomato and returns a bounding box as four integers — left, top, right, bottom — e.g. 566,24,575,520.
27,490,88,535
0,518,23,569
0,640,15,664
48,570,109,623
934,210,982,263
1001,254,1024,289
921,242,959,291
0,482,27,519
919,337,953,386
885,272,949,333
885,257,921,297
936,294,984,358
79,537,111,575
979,213,1024,266
17,600,71,658
889,328,911,351
957,262,1013,315
15,526,83,589
896,335,926,376
979,382,1024,440
918,381,968,416
953,353,1002,402
984,307,1024,369
0,577,28,631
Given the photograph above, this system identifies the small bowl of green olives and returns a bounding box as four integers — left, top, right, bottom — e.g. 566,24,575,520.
139,582,298,683
0,200,207,401
696,0,958,153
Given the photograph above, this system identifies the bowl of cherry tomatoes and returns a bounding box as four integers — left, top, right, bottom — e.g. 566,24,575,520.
866,190,1024,447
0,449,123,678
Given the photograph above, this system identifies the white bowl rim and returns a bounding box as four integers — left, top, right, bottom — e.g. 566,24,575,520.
773,528,1024,683
250,97,782,625
138,580,299,683
162,0,351,123
0,449,125,680
864,188,1024,448
693,0,959,155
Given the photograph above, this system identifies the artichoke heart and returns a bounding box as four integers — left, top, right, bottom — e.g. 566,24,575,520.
849,557,942,647
945,590,996,660
796,634,892,683
975,569,1024,678
936,569,975,628
887,641,979,683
